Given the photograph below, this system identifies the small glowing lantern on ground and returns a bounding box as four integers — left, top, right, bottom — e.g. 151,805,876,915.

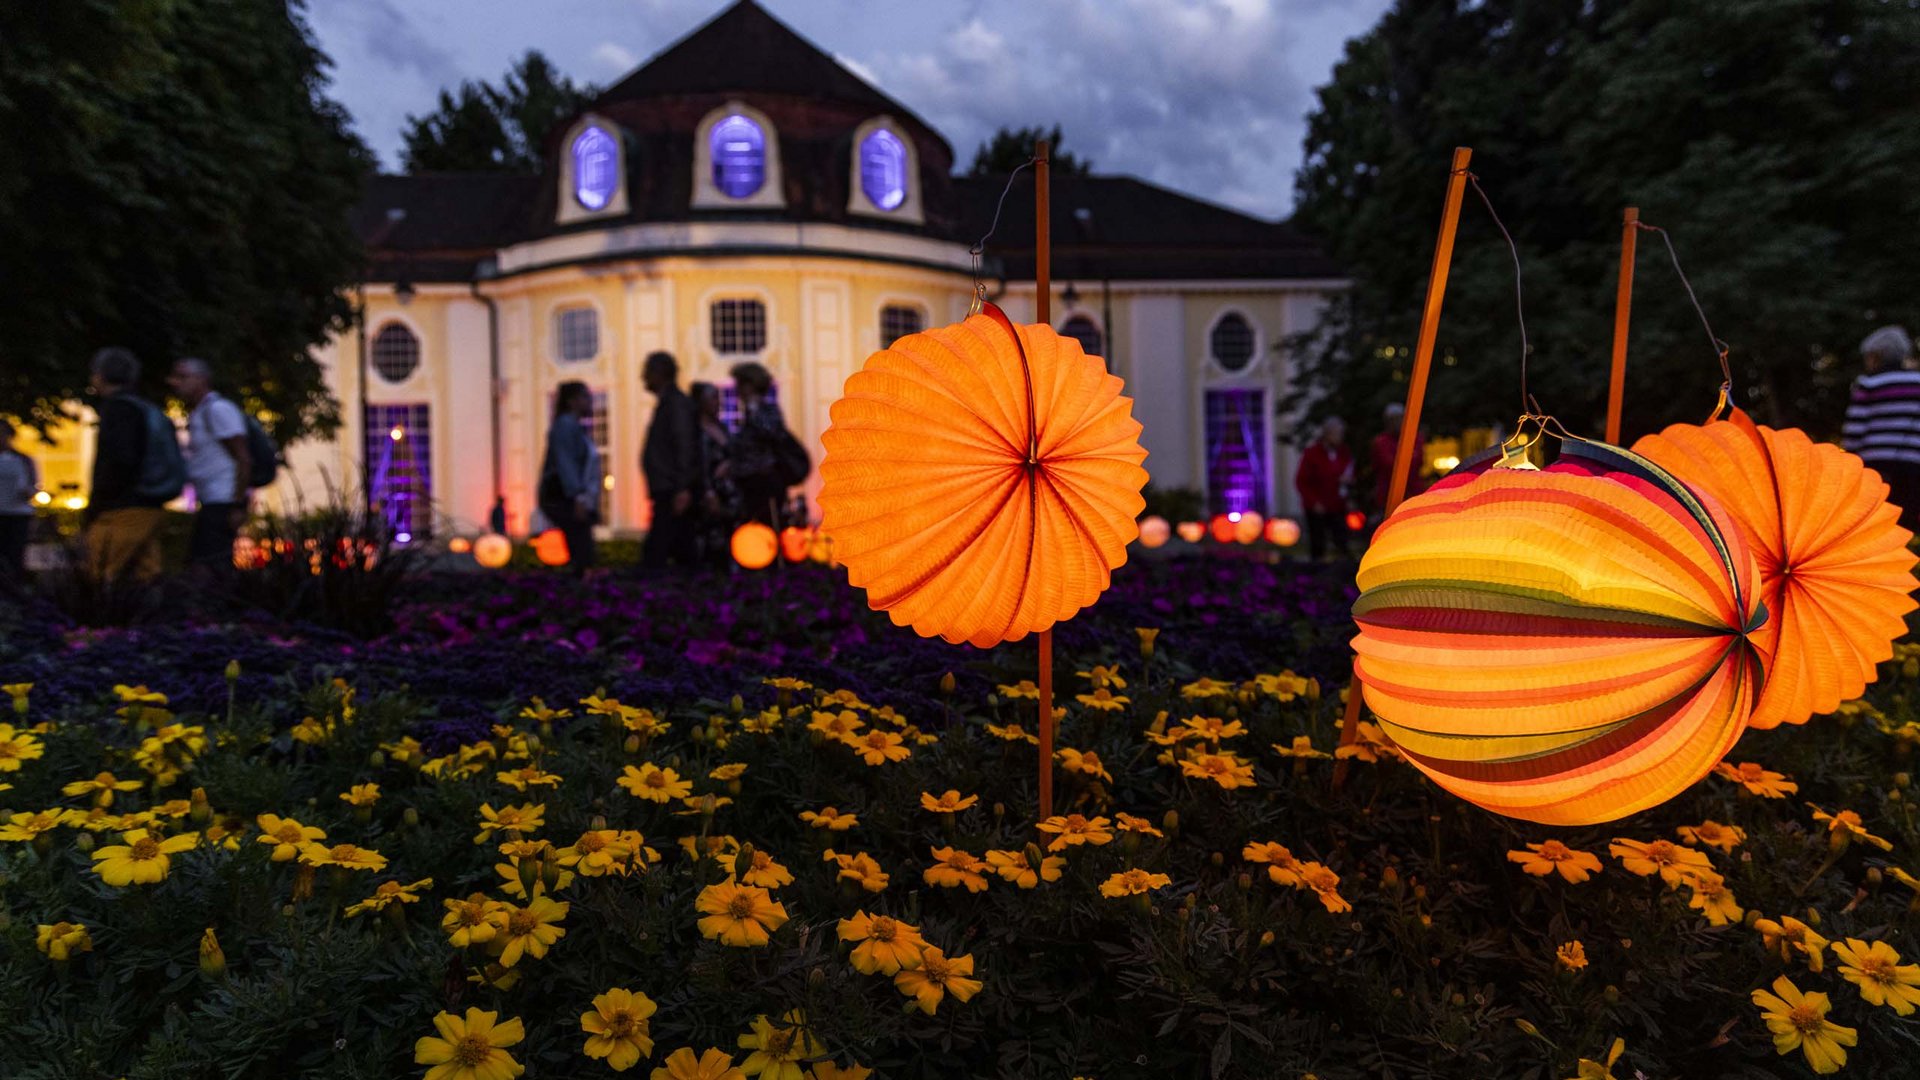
473,533,512,569
1344,510,1367,533
1265,517,1301,546
1176,521,1206,543
1233,511,1264,544
732,523,779,570
808,531,834,565
447,537,472,555
231,536,259,570
532,529,570,566
1209,514,1237,543
1138,515,1170,548
779,526,811,563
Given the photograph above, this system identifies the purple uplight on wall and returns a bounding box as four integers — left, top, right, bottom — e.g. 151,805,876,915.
365,403,432,541
1205,388,1268,515
859,129,907,210
572,125,617,210
710,114,766,199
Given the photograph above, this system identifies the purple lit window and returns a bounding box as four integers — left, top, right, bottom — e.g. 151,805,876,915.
859,129,907,210
710,114,766,199
572,125,617,210
364,403,432,541
1205,388,1268,515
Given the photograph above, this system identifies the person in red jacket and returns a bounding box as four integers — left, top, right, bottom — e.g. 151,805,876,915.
1370,402,1428,512
1294,416,1354,560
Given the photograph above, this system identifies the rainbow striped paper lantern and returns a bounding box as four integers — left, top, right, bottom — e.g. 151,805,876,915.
1351,438,1766,825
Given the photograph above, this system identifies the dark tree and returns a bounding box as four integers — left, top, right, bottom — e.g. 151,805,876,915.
1288,0,1920,453
401,51,596,173
0,0,370,441
967,125,1092,177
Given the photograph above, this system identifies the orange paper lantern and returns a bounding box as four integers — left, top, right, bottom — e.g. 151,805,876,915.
1138,515,1171,548
779,526,811,563
1233,511,1265,545
473,533,512,569
807,530,835,565
1634,408,1918,728
447,537,473,555
819,306,1148,647
1176,521,1206,544
1353,437,1765,825
1344,509,1367,533
532,529,570,567
1209,514,1237,543
1265,517,1301,546
732,522,779,570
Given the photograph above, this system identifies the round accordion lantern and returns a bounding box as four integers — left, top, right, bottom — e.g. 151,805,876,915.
1352,437,1767,825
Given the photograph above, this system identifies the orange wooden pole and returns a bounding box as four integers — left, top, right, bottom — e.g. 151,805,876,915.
1034,139,1055,817
1606,207,1639,445
1333,146,1473,788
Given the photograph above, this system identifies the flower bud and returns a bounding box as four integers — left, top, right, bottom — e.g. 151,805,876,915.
590,814,608,831
1162,810,1180,835
940,672,955,696
1804,907,1822,927
1381,866,1400,888
368,750,385,769
623,735,641,754
1603,985,1620,1005
730,694,744,715
809,966,827,988
402,807,421,828
1258,930,1275,947
1514,1019,1541,1038
1897,772,1912,789
1210,851,1224,867
199,928,226,979
1237,873,1253,891
518,858,540,897
72,832,95,853
1024,842,1047,868
225,660,241,683
734,843,757,880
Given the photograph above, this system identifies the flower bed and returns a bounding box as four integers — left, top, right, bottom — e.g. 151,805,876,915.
1,558,1916,1079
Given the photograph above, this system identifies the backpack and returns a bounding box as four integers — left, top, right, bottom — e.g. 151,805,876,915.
243,414,279,488
773,428,811,488
130,396,187,503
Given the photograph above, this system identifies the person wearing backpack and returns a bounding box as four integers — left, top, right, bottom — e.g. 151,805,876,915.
84,346,180,584
167,357,253,571
724,361,808,529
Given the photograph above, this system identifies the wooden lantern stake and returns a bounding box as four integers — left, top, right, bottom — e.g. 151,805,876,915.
1605,207,1639,444
1034,139,1056,817
1333,146,1472,789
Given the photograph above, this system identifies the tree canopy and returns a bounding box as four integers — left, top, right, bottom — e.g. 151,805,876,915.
0,0,369,442
967,125,1092,177
1289,0,1920,450
401,51,596,174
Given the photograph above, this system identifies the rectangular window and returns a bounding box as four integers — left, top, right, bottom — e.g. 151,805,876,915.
364,403,432,541
711,299,768,355
880,304,924,347
555,307,600,363
719,383,780,433
1204,388,1268,516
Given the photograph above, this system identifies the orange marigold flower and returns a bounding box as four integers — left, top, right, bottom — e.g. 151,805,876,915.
1556,940,1588,972
1506,840,1604,883
923,847,990,892
919,790,979,814
1712,761,1798,798
1755,915,1830,972
1035,814,1113,853
1098,868,1172,898
1607,838,1713,888
1675,820,1746,853
1179,751,1256,790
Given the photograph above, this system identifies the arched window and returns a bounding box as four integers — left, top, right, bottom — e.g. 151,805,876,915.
859,129,908,211
711,299,767,355
371,322,420,383
1211,313,1256,372
554,307,600,363
1060,315,1104,358
709,114,766,199
880,304,923,347
571,125,618,210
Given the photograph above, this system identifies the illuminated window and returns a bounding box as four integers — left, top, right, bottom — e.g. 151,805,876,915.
370,323,420,383
554,307,600,363
709,114,766,199
880,304,923,347
364,403,431,540
1205,388,1267,516
572,125,618,210
1060,315,1103,358
1211,313,1256,372
710,299,767,355
859,129,908,211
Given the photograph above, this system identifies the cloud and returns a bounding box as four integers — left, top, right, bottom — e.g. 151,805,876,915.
590,41,640,75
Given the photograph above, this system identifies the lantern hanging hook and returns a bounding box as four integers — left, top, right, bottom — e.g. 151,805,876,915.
1463,172,1534,416
1632,221,1733,409
969,158,1039,317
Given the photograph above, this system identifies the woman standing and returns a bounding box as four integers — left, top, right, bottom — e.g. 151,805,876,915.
538,381,600,570
725,362,806,528
690,381,736,563
1294,416,1354,561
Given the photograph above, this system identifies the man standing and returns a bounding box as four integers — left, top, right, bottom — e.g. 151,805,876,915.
1369,401,1426,513
85,347,178,584
640,351,699,567
1294,416,1354,561
1842,326,1920,530
167,357,250,571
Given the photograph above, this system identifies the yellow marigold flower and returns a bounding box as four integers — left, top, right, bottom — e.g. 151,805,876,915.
1755,916,1829,972
1135,627,1160,655
762,676,813,693
924,846,990,892
1180,677,1233,700
717,847,793,890
1684,873,1743,926
695,881,787,947
708,763,748,782
817,688,866,710
1099,868,1172,898
338,783,380,808
58,806,125,832
845,728,910,766
837,910,928,974
1567,1037,1625,1080
442,894,505,948
91,828,197,886
558,830,644,877
473,802,545,845
289,717,332,745
1056,748,1114,783
984,721,1039,745
490,894,567,967
1271,736,1331,760
919,789,979,814
1607,838,1713,888
1675,820,1746,853
679,834,740,863
0,809,64,842
984,847,1064,888
619,763,693,804
799,807,858,831
1179,751,1256,790
996,680,1040,700
1077,664,1126,690
1252,671,1311,699
807,709,864,740
519,696,572,724
1712,761,1798,798
1298,862,1351,913
1114,812,1164,838
1832,938,1920,1016
1556,940,1588,972
673,794,733,818
740,709,781,735
36,921,92,961
1145,725,1202,747
493,855,574,899
1074,687,1130,712
62,771,143,807
1036,814,1113,852
298,841,388,872
807,1064,871,1080
736,1010,823,1080
2,682,30,707
414,1007,526,1080
0,723,44,771
1507,840,1603,883
1750,975,1856,1074
150,798,192,819
1808,804,1894,851
651,1047,745,1080
581,987,658,1072
1333,721,1401,762
823,849,889,893
496,766,562,792
113,683,167,705
345,877,434,917
893,947,982,1015
1242,841,1305,887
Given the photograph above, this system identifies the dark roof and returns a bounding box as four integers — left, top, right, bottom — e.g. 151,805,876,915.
955,173,1342,282
352,173,541,282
